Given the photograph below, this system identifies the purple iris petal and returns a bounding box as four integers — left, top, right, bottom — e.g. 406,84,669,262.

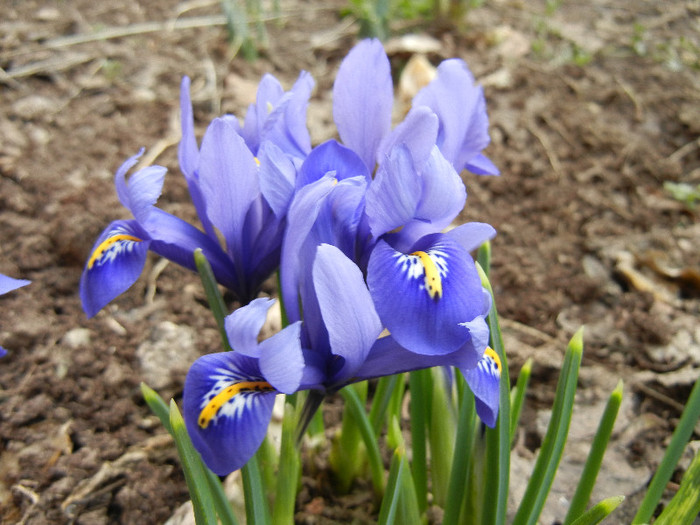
258,140,297,218
258,320,304,394
0,274,30,295
413,59,499,175
313,244,382,384
183,352,278,475
367,234,486,356
445,222,497,253
113,151,167,225
376,106,439,169
333,39,393,171
198,117,260,260
296,140,370,189
365,145,421,239
224,298,275,356
462,348,501,427
80,220,151,318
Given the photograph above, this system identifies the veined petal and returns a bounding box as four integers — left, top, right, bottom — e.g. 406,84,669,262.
224,298,275,357
114,151,167,224
414,147,465,230
365,145,421,239
462,347,501,427
296,139,370,189
183,352,278,475
258,321,303,394
446,222,497,253
178,76,200,181
367,235,485,356
80,220,151,318
333,39,393,171
0,274,30,295
258,140,296,218
413,59,497,175
313,244,382,383
376,106,439,169
199,117,260,257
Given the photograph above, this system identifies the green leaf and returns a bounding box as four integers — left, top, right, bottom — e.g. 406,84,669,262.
409,369,430,513
194,248,232,352
241,454,271,525
141,382,173,434
632,376,700,524
564,380,623,524
512,327,584,525
653,449,700,525
169,400,218,525
510,358,533,445
570,496,625,525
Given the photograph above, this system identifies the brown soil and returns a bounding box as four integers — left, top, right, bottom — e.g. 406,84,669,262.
1,0,698,523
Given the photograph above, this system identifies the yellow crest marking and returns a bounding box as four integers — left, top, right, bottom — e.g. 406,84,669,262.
87,234,142,270
484,347,502,375
198,381,274,429
410,251,443,301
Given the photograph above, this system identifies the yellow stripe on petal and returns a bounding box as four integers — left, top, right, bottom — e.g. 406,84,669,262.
411,250,443,301
198,381,275,429
87,234,142,269
484,346,502,375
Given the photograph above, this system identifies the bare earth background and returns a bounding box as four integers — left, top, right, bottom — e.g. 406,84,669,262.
1,0,699,523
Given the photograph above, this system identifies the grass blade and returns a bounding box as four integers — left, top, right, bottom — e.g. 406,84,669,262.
510,358,532,445
570,495,625,525
169,400,218,525
241,454,271,525
632,376,700,524
564,380,623,524
194,248,232,352
409,369,430,513
653,449,700,525
512,327,584,525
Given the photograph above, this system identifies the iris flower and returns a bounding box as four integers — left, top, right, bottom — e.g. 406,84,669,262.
184,244,500,475
0,274,31,357
80,74,314,317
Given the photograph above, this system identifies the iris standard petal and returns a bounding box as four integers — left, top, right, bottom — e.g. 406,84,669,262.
183,352,278,475
224,298,275,356
376,106,439,169
313,244,382,383
367,235,485,355
178,76,200,181
199,117,260,257
296,140,370,189
414,147,466,230
462,347,501,427
333,39,393,171
446,222,497,253
0,274,30,295
113,151,167,224
365,145,421,239
80,220,151,318
258,140,297,218
258,320,304,394
413,59,497,175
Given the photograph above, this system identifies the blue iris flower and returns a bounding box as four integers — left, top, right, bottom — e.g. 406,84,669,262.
184,243,500,475
1,274,31,357
80,73,314,317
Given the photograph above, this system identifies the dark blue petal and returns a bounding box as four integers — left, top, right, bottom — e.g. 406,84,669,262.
296,140,370,189
183,352,277,475
0,274,30,295
367,235,485,356
462,347,501,427
80,220,151,318
313,244,382,383
333,39,393,171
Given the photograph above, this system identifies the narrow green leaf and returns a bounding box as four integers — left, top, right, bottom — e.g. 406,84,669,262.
169,400,218,525
331,382,368,493
653,449,700,525
141,382,173,434
510,358,533,445
512,327,584,525
339,384,385,499
194,248,232,352
442,384,476,525
570,496,625,525
632,376,700,524
429,367,456,507
564,380,623,524
476,240,492,278
369,374,399,436
241,454,271,525
409,369,430,513
272,399,301,524
378,447,405,525
477,264,511,525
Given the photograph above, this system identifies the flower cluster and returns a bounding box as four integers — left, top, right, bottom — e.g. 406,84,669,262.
80,39,501,475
